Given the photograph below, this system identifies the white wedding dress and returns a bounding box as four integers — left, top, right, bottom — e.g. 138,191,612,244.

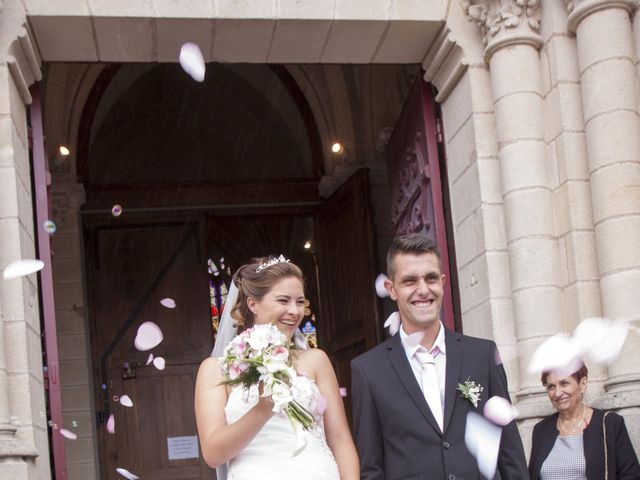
224,376,340,479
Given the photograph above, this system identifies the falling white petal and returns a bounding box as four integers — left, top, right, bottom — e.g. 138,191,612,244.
375,274,390,298
483,396,517,426
384,311,401,336
106,414,115,434
153,357,166,370
465,411,501,480
572,317,612,355
119,395,133,408
587,320,629,365
339,387,347,397
160,298,176,309
146,353,154,365
528,333,582,376
179,42,205,82
3,259,45,280
134,321,164,351
60,428,77,440
115,467,139,480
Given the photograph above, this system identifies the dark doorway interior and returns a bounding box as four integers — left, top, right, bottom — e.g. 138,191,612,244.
78,63,380,479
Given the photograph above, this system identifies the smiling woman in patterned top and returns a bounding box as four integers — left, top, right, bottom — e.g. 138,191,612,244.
529,364,640,480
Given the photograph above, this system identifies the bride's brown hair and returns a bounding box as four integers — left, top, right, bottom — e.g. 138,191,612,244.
230,257,304,331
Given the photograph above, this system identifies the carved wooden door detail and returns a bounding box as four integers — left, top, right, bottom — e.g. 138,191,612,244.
386,80,457,330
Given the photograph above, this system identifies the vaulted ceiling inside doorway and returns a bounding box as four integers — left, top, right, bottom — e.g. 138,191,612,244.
87,63,316,185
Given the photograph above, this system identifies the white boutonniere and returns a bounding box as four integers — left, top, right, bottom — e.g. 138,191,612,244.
457,378,483,408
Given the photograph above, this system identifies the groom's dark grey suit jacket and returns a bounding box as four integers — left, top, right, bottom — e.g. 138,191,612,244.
350,329,528,480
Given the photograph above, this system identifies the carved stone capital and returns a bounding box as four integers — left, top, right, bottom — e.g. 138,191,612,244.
463,0,542,60
565,0,635,32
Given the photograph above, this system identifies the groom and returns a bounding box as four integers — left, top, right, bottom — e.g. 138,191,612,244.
351,234,528,479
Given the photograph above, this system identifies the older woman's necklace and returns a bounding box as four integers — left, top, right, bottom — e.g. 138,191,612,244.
559,405,588,435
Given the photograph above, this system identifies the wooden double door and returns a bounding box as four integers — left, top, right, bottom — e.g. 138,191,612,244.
85,170,380,479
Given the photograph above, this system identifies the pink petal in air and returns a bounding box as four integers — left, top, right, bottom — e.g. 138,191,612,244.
587,320,629,365
146,353,154,365
115,467,139,480
59,428,77,440
528,333,582,377
106,414,115,434
134,321,163,351
179,43,205,82
119,395,133,408
153,357,166,370
160,298,176,309
3,259,45,280
339,387,347,397
375,274,390,298
384,311,401,336
483,396,517,426
465,411,501,480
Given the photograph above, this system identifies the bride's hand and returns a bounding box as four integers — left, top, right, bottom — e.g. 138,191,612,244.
254,383,275,418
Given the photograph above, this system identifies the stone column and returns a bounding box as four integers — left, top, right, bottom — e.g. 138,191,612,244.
632,1,640,81
464,0,565,405
567,0,640,397
0,17,48,480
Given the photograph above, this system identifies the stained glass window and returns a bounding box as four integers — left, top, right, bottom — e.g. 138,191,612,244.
208,257,231,341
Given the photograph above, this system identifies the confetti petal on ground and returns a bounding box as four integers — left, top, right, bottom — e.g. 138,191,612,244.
134,321,163,351
179,42,205,82
375,274,390,298
587,321,629,365
153,356,166,370
465,411,501,480
160,298,176,309
3,259,45,280
339,387,347,397
146,353,154,365
106,414,115,433
60,428,77,440
116,467,139,480
483,396,517,426
119,395,133,408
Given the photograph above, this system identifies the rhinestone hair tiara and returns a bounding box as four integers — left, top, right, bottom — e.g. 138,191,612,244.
255,254,290,273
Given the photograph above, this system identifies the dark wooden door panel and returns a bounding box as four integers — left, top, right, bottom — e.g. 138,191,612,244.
314,169,380,415
86,220,212,479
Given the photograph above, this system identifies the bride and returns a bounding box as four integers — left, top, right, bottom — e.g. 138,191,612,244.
194,256,359,480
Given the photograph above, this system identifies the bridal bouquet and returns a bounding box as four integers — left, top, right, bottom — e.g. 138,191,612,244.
220,324,315,432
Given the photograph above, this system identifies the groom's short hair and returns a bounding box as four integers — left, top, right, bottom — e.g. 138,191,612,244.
387,233,442,279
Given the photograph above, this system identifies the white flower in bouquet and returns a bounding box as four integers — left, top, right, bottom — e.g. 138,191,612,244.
219,324,316,436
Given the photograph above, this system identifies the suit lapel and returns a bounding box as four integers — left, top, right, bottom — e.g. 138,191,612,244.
443,329,462,433
386,334,442,435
